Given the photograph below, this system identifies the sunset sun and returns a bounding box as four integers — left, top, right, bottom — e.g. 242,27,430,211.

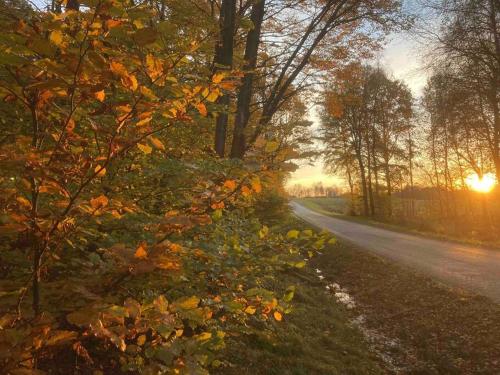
465,173,497,193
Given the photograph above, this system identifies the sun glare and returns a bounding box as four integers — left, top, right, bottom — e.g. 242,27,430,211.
465,173,497,193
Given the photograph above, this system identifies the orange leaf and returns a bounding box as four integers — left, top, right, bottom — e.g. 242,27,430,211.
135,117,152,127
273,311,282,321
16,196,31,209
110,61,128,77
106,19,122,29
223,180,236,190
134,243,148,259
241,186,251,197
94,90,105,102
251,177,262,193
212,73,224,84
150,136,165,150
121,75,138,91
211,201,224,210
196,102,207,117
90,195,108,210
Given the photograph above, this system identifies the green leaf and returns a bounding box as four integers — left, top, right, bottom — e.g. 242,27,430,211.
292,261,306,268
172,296,200,310
133,28,158,45
313,238,325,250
155,347,174,365
265,140,279,153
67,308,99,327
283,286,295,302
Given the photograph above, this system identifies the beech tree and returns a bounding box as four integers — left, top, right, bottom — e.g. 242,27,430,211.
0,1,333,372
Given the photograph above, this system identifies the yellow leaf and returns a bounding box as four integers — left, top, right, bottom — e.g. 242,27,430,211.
196,332,212,341
133,19,144,29
150,136,165,150
286,230,299,239
137,334,146,346
137,143,152,154
94,165,106,177
135,117,152,127
205,90,219,103
146,54,163,81
94,90,105,102
140,86,157,99
273,311,282,321
265,140,279,153
134,244,148,259
49,30,63,46
223,179,237,190
244,306,256,315
90,195,108,209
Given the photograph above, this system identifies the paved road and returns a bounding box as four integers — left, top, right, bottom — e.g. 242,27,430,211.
291,201,500,303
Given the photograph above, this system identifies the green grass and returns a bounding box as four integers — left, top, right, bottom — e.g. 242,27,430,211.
295,197,350,216
215,217,384,375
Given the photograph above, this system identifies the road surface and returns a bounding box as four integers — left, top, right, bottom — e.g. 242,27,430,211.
291,201,500,303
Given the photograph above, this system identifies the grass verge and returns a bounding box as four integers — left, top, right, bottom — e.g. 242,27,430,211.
310,240,500,374
216,216,385,375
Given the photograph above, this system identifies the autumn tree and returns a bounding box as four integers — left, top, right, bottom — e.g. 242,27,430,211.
0,1,333,372
320,64,413,218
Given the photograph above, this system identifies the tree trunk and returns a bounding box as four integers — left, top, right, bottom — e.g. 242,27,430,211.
230,0,265,158
384,153,392,217
365,136,375,216
66,0,79,11
356,152,369,216
214,0,236,157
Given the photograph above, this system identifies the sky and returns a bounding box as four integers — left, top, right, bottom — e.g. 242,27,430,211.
286,25,428,189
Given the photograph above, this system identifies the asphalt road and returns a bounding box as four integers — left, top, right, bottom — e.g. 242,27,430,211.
291,201,500,303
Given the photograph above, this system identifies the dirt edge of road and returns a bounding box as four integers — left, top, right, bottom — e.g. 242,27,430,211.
311,240,500,374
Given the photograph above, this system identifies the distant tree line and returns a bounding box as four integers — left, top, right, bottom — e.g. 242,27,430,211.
318,0,499,240
288,182,341,198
